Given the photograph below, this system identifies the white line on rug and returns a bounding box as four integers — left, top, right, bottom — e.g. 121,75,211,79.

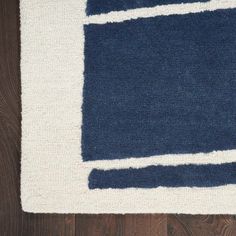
84,0,236,24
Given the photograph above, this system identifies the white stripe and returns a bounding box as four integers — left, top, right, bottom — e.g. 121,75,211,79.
82,150,236,170
84,0,236,25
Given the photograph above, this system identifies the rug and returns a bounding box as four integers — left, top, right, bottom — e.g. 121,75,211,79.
21,0,236,213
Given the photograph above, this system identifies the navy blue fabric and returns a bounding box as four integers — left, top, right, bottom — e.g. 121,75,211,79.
89,162,236,189
86,0,210,15
82,9,236,161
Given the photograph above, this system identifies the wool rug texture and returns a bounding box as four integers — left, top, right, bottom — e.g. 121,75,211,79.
21,0,236,213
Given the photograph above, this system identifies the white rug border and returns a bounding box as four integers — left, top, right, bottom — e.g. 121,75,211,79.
21,0,236,214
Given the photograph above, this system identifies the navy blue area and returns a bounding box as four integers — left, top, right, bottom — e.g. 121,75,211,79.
89,162,236,189
86,0,210,15
82,9,236,161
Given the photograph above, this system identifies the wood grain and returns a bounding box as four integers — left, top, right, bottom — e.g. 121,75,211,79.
167,215,236,236
0,0,235,235
76,214,167,236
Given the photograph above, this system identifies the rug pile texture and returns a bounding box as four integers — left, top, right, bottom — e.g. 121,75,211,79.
21,0,236,213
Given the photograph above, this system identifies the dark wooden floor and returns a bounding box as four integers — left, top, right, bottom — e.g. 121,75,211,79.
0,0,236,235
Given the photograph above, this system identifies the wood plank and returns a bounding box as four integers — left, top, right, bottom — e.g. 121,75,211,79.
0,0,75,235
76,214,167,236
20,214,75,236
122,214,167,236
76,215,124,236
167,215,236,236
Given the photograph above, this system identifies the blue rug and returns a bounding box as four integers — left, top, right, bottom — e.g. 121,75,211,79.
21,0,236,213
